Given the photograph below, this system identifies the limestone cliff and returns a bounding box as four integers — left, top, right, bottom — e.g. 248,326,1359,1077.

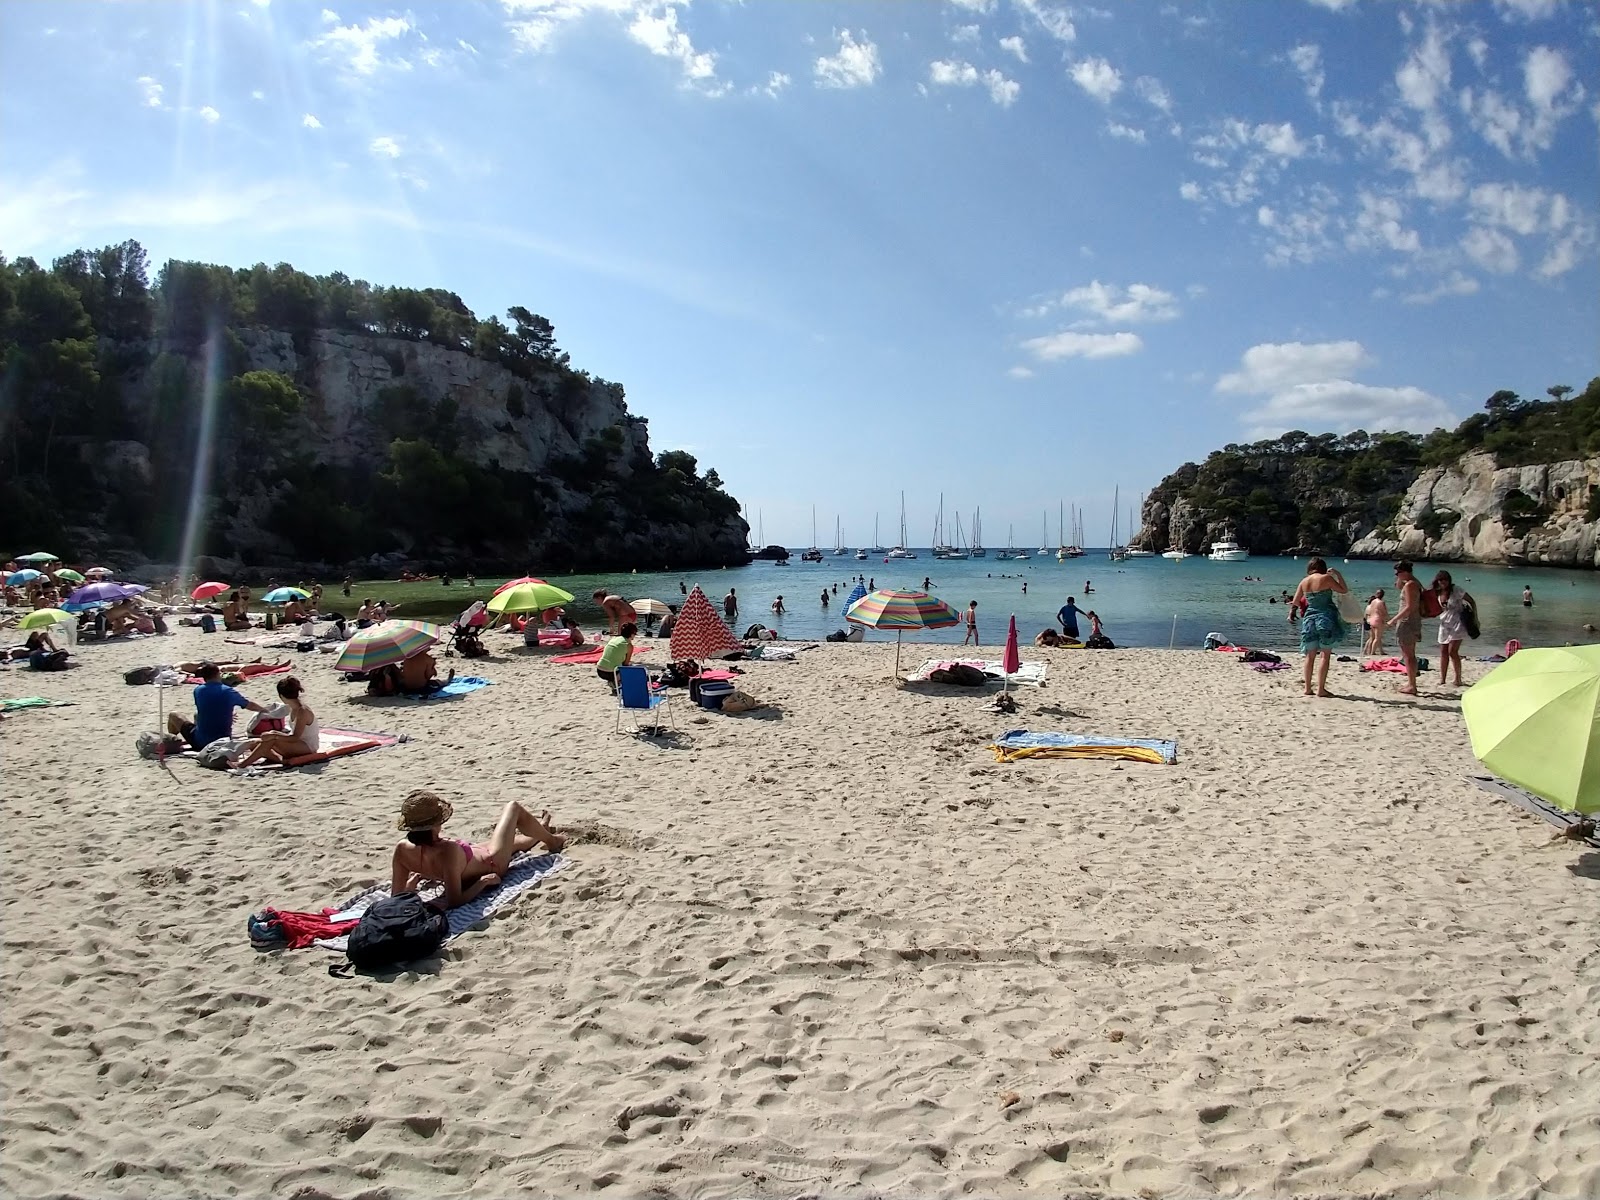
1347,452,1600,568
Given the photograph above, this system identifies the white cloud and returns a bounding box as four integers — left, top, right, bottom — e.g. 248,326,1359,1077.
1007,365,1035,379
1060,280,1178,323
1133,75,1173,114
1469,180,1547,235
1523,45,1571,110
1402,272,1480,304
952,23,980,43
1396,22,1451,113
627,4,722,89
999,35,1028,63
1461,225,1520,272
814,29,880,89
985,71,1021,107
137,76,164,108
928,59,1018,107
1022,331,1143,360
369,135,403,158
1179,181,1202,201
1069,57,1121,103
250,89,266,101
1255,121,1307,158
1494,0,1561,19
1537,232,1585,278
759,70,790,98
1305,0,1357,10
302,113,323,129
312,13,413,75
1218,341,1371,394
1014,0,1075,44
1289,43,1324,101
1106,121,1146,142
948,0,995,10
198,106,221,124
499,0,637,54
1346,190,1420,253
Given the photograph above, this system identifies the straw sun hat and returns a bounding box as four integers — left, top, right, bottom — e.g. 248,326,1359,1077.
397,790,454,831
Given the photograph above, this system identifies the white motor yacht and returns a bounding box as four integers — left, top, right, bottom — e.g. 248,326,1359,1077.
1208,540,1250,562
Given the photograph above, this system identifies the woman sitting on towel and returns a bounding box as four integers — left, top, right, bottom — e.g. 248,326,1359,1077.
229,676,321,768
391,790,566,909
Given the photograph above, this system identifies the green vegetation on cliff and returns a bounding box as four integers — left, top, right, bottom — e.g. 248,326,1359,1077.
1141,378,1600,556
0,241,744,568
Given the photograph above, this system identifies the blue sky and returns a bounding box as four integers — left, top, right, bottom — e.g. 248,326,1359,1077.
2,0,1596,547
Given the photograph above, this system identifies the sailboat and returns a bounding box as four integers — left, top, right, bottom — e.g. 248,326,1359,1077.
998,525,1028,560
801,506,824,562
832,516,848,555
868,514,884,554
945,512,970,559
1126,492,1154,556
1038,513,1050,556
1055,500,1070,562
970,508,986,557
1109,487,1128,560
1059,504,1085,558
932,494,952,558
887,492,917,558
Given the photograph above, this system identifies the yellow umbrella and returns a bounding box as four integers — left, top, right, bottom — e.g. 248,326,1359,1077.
1463,645,1600,814
486,582,575,615
20,608,72,630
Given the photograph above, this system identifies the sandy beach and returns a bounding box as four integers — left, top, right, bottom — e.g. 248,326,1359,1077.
2,631,1596,1199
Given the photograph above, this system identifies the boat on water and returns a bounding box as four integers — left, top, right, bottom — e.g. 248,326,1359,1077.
801,506,824,561
1108,487,1128,561
998,525,1029,560
887,491,917,559
1208,539,1250,562
970,508,986,557
1059,503,1085,558
1038,512,1050,556
1162,548,1190,560
832,516,848,556
867,515,884,554
944,511,970,559
855,547,869,560
1126,547,1155,557
932,494,955,559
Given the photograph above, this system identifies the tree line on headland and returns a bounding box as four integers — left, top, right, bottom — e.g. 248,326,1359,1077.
1139,378,1600,558
0,241,747,571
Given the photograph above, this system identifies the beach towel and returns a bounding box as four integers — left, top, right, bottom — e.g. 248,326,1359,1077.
1361,657,1432,673
989,729,1177,765
1250,661,1291,672
1,696,73,711
424,676,492,699
313,851,571,953
171,727,402,771
907,659,1049,686
1470,775,1599,847
551,647,648,665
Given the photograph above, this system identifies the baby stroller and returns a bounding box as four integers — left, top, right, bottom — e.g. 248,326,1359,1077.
447,600,490,659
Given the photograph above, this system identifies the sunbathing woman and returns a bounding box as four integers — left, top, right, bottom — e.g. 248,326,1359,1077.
172,657,290,677
229,676,320,768
391,790,566,909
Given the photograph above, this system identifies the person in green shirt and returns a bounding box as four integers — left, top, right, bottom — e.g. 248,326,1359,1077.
596,622,637,693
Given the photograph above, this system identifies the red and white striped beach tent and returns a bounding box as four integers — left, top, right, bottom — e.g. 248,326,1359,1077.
669,586,742,660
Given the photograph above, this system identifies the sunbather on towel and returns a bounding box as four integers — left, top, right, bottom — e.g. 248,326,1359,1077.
230,676,320,768
392,790,566,909
398,649,454,694
173,657,289,677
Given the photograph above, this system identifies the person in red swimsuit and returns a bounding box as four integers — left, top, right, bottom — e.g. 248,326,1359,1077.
390,791,566,909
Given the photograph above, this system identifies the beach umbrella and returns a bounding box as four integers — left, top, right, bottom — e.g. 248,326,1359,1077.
16,552,58,564
1002,614,1021,697
493,575,549,596
61,581,144,612
261,586,309,604
845,581,868,610
84,567,115,579
631,598,671,618
1462,645,1600,814
334,619,445,673
191,581,231,600
20,608,72,630
54,568,85,584
845,589,961,676
6,569,42,586
487,581,575,615
669,586,742,660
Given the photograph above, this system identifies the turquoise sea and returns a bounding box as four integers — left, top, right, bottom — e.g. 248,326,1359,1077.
403,550,1600,652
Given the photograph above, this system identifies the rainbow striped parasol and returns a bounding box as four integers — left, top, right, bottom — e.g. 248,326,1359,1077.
334,619,445,673
844,589,960,675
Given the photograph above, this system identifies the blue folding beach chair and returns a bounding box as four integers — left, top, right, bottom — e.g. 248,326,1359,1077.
615,665,674,734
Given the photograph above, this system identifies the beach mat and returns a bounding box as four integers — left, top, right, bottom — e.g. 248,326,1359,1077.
425,675,491,699
315,851,572,952
2,697,74,712
990,729,1177,765
550,648,650,665
1470,775,1599,847
907,659,1048,686
284,727,403,768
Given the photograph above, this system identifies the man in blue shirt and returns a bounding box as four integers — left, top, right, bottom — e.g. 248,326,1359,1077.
166,662,268,749
1057,596,1085,640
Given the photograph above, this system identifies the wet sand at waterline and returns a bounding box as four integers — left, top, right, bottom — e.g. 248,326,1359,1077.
3,631,1595,1198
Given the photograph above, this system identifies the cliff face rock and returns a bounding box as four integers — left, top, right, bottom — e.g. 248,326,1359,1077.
1349,452,1600,568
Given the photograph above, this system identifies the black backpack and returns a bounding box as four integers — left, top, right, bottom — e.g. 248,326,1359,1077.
345,893,448,970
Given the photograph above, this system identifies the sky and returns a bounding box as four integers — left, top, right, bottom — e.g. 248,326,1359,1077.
1,0,1596,548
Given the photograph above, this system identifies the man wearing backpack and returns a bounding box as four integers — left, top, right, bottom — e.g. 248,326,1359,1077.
166,662,269,749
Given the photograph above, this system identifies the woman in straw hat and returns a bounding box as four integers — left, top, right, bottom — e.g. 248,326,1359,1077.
391,791,565,909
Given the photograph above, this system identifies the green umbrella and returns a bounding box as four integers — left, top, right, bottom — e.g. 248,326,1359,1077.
16,552,58,564
54,568,86,583
1462,645,1600,814
20,608,72,630
486,581,575,616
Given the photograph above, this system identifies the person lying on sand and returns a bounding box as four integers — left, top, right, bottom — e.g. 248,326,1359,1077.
391,791,566,909
172,658,290,677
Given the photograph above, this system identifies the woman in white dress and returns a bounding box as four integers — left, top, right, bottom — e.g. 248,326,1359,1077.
1431,570,1472,687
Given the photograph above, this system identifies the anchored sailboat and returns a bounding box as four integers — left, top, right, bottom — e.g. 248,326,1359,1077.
970,507,986,557
832,516,848,555
887,492,917,559
801,506,824,562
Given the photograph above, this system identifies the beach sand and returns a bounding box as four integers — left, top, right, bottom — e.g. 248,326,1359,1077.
2,632,1596,1198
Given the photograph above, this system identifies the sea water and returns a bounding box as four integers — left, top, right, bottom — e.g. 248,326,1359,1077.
410,551,1600,652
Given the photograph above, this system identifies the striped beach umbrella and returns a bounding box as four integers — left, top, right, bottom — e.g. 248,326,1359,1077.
487,581,575,615
845,588,961,676
669,586,742,660
334,619,445,673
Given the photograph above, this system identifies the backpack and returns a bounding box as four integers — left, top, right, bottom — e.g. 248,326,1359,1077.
124,666,159,686
1461,594,1480,640
345,892,448,970
199,614,217,633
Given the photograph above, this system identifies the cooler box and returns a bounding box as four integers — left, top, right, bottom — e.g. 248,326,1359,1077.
695,680,735,710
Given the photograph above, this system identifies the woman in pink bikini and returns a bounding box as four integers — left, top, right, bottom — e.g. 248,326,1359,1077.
390,791,566,909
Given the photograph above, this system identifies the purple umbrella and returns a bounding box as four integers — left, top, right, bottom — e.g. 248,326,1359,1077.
62,582,147,612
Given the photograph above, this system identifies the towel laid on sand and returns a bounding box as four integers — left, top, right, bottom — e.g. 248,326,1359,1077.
551,647,649,665
1470,775,1598,846
990,729,1177,765
2,696,74,711
424,675,491,699
907,659,1049,686
175,727,402,770
313,851,571,952
1361,657,1432,673
1250,661,1292,672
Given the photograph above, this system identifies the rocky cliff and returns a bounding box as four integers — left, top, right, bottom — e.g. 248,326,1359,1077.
1347,452,1599,568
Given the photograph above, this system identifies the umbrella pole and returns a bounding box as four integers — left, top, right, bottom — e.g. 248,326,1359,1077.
895,630,903,679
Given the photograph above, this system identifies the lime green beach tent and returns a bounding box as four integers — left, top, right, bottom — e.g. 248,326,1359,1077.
1462,645,1600,814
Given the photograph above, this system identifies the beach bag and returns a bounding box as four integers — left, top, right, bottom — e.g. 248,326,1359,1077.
721,690,760,714
1462,594,1480,640
199,614,216,633
1240,649,1281,664
1421,588,1442,618
1335,589,1363,625
136,732,186,759
345,893,448,970
124,666,159,686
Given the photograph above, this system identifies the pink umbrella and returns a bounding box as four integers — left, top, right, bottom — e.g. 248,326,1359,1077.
1002,614,1021,696
191,581,230,600
493,576,548,596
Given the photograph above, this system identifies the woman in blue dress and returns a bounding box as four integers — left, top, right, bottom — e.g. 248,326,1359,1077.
1292,557,1350,697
